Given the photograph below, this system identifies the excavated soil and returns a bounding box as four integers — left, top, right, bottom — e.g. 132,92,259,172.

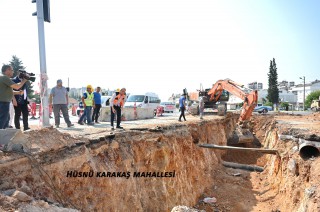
0,114,238,211
1,112,320,211
194,113,320,212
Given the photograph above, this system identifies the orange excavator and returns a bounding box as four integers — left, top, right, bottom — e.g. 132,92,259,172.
207,79,258,122
187,79,258,144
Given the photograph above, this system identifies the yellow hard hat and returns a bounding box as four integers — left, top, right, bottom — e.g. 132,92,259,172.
87,85,93,89
116,88,120,92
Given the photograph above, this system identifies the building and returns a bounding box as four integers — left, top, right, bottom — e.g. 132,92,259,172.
290,79,320,109
257,89,297,105
278,80,295,91
248,82,263,90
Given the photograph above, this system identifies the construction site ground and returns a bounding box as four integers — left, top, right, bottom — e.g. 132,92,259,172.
1,110,320,211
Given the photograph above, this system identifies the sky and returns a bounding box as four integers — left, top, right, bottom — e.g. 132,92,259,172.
1,0,319,101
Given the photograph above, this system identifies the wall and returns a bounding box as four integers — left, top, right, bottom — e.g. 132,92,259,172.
99,107,155,121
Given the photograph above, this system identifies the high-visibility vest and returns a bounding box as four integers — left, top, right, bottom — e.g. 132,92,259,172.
84,91,94,106
113,94,125,107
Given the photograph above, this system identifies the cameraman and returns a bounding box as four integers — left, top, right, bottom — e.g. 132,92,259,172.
12,70,30,131
0,65,27,129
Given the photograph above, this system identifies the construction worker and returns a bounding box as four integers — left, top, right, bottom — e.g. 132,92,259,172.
92,86,102,123
78,85,95,125
110,88,126,130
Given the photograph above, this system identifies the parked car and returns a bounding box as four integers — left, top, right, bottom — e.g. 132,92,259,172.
160,102,176,113
124,92,161,115
254,106,272,114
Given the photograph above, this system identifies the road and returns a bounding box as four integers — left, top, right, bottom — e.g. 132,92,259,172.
21,109,313,132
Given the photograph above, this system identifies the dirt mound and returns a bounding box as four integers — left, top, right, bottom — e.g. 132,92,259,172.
0,192,78,212
24,127,84,153
306,111,320,119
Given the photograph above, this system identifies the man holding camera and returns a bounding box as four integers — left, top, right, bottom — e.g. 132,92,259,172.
12,70,30,131
0,65,27,129
49,79,74,128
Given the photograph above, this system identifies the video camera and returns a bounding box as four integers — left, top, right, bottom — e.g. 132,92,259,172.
18,70,36,82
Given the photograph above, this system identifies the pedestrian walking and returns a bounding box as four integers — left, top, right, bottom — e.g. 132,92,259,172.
78,85,95,126
49,79,74,128
178,94,187,122
92,86,102,123
110,88,126,130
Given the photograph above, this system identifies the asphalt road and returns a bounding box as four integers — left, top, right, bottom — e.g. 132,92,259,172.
19,109,313,130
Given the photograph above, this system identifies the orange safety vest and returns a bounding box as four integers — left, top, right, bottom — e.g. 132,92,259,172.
113,94,125,107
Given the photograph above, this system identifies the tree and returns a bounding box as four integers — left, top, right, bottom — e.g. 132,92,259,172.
267,58,279,107
306,90,320,108
280,102,289,110
9,55,35,99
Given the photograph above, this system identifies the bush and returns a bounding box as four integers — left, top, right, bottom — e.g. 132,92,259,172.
280,102,289,108
306,90,320,108
264,102,273,107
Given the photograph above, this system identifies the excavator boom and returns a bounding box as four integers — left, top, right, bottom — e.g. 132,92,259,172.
207,79,258,122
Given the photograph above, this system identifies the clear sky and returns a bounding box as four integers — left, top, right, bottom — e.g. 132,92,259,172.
1,0,319,100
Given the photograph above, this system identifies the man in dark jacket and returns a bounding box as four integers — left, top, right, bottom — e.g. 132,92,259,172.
12,71,30,131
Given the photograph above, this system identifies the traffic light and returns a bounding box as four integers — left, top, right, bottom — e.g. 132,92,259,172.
32,0,51,23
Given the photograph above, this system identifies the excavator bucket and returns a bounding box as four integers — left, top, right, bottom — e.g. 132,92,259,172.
227,126,255,145
0,129,30,153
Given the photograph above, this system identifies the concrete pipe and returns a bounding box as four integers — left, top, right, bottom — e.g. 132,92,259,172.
299,141,320,159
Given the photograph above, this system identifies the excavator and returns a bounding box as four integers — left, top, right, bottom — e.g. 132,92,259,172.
207,79,258,122
187,79,258,144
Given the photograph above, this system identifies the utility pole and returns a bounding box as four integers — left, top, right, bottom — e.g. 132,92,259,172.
300,76,305,111
32,0,50,127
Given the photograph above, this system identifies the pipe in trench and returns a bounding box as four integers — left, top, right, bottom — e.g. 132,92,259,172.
299,141,320,159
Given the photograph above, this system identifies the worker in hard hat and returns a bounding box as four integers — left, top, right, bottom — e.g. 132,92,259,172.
78,85,95,125
110,88,126,130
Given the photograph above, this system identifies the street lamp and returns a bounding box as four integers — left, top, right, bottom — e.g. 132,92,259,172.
299,76,305,111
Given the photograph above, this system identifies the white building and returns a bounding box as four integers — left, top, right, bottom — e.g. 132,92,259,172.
248,82,263,90
290,80,320,108
257,89,297,104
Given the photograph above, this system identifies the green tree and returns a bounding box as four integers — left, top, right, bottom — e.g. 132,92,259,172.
306,90,320,108
264,102,273,107
9,55,35,99
280,102,289,110
267,58,279,106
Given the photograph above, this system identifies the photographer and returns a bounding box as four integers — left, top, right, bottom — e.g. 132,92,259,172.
0,65,27,129
12,70,30,131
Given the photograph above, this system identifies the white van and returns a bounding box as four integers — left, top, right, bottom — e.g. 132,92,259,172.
124,92,161,114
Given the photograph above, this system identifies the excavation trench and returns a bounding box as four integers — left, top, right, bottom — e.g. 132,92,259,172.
1,113,319,211
0,114,239,211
